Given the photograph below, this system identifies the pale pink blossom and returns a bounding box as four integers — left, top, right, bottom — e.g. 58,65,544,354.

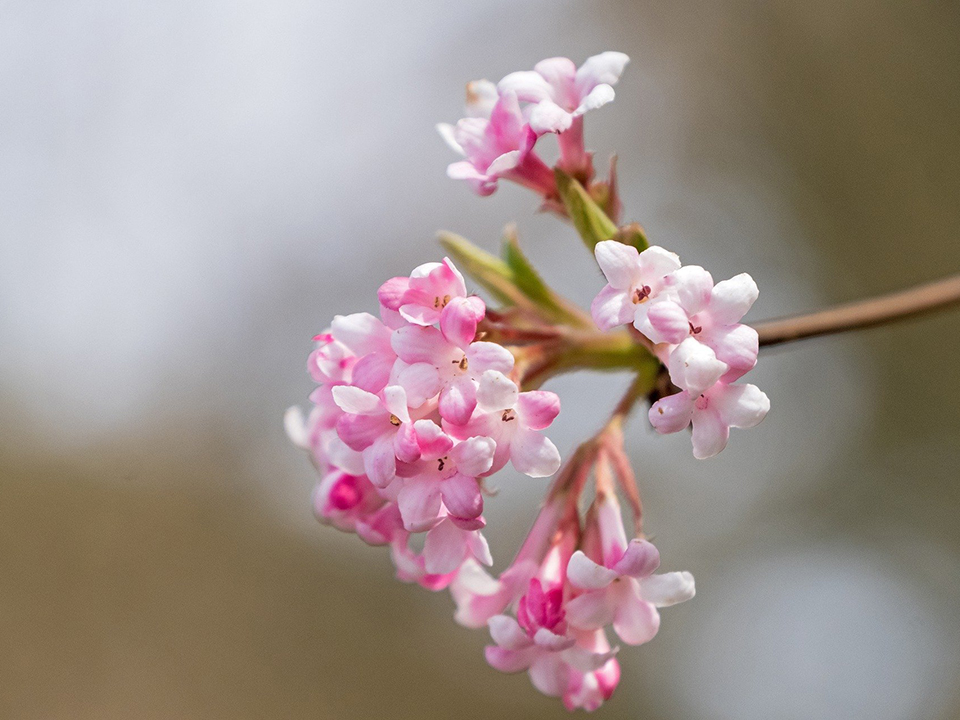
498,52,629,175
448,370,561,478
590,241,682,333
378,258,485,333
646,266,760,384
438,90,556,197
649,380,770,459
395,434,496,531
391,324,514,425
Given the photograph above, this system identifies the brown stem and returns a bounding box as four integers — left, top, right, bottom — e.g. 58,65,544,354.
756,273,960,347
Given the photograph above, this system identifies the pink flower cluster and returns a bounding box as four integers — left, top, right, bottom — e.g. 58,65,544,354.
466,491,694,711
285,257,562,584
591,240,771,458
437,52,630,196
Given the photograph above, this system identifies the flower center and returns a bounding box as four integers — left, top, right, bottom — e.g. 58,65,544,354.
458,355,469,371
632,285,652,304
433,294,452,309
689,322,702,335
694,394,709,410
389,414,402,427
501,409,516,422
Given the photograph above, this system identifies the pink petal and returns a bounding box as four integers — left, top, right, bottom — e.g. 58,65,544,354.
710,324,759,380
533,628,577,651
612,539,661,579
516,391,560,430
331,385,380,415
330,312,390,355
690,407,729,460
485,645,534,673
336,412,386,451
395,362,442,407
528,654,567,698
594,240,640,291
393,422,421,464
467,530,493,566
391,325,453,365
423,519,468,575
565,590,615,630
381,385,410,423
709,273,759,325
612,583,661,645
377,276,409,311
362,435,397,488
667,337,727,395
413,419,454,460
440,472,483,520
465,341,515,375
350,352,393,394
646,300,691,345
567,550,618,590
591,283,634,331
639,571,696,607
489,614,533,651
398,302,441,326
440,296,486,348
510,427,561,478
439,375,478,426
476,370,519,411
450,435,496,477
648,392,694,435
397,478,442,532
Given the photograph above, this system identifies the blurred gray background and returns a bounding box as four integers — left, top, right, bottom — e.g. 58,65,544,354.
2,1,960,718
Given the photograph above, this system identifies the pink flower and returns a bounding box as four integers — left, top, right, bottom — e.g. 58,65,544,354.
590,241,682,333
646,266,760,385
391,324,514,425
395,434,496,531
378,258,486,331
311,470,384,535
565,493,695,645
332,384,425,488
448,370,561,478
649,380,770,459
437,90,556,197
498,52,629,176
315,312,397,393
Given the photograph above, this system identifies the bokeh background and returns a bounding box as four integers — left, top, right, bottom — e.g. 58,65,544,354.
3,1,960,717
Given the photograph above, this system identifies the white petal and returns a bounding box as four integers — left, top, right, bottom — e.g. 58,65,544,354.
590,284,634,331
713,383,770,429
669,265,714,315
476,370,519,411
567,550,618,590
639,571,696,607
436,122,463,154
331,385,381,415
529,100,573,134
667,338,728,395
497,70,553,103
637,245,682,280
710,273,759,325
594,240,640,290
451,435,496,477
283,406,310,449
691,407,729,460
488,615,532,650
648,392,694,434
573,83,615,116
565,590,615,629
510,428,561,478
575,51,630,96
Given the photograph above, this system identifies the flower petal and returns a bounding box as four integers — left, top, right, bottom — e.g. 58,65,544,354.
510,427,561,478
440,296,486,348
637,245,682,280
594,240,640,290
488,614,533,650
413,419,454,460
363,435,397,488
391,325,453,365
648,392,694,435
439,375,478,426
640,571,696,607
710,273,759,325
516,391,560,430
712,383,770,429
591,283,634,331
465,341,515,375
423,519,467,575
646,300,691,345
565,590,615,630
691,407,729,460
612,584,660,645
450,435,496,477
476,370,519,411
441,472,483,520
395,362,442,407
397,478,442,532
575,51,630,96
331,385,380,415
668,265,714,315
612,539,661,579
667,337,728,395
567,550,618,590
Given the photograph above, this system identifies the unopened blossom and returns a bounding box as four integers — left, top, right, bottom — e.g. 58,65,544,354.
437,90,555,197
391,324,514,425
395,434,496,531
311,470,384,535
590,240,682,334
646,266,760,383
498,52,630,175
649,380,770,459
448,370,561,478
565,494,695,644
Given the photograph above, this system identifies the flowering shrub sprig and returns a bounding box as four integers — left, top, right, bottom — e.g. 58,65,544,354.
288,51,776,711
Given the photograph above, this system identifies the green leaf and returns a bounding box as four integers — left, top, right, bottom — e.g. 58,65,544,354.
554,168,619,250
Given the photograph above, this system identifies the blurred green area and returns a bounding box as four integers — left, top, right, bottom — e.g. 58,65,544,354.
2,1,960,718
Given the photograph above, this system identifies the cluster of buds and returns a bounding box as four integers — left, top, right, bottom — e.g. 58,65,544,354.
289,51,769,711
591,241,770,459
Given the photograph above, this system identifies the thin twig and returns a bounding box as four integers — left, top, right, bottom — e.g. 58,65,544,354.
756,273,960,347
